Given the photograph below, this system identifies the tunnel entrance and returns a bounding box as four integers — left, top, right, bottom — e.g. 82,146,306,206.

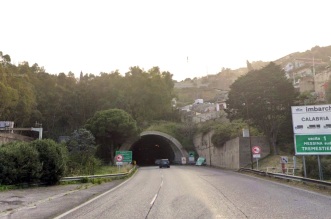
130,135,175,166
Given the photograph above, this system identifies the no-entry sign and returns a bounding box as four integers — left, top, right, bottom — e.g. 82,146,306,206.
116,154,123,162
252,146,261,154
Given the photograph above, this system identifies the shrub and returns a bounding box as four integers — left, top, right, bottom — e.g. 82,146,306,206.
65,128,99,175
31,139,68,185
0,142,41,185
305,156,331,180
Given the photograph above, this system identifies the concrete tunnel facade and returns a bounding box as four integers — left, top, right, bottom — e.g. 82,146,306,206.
119,131,189,165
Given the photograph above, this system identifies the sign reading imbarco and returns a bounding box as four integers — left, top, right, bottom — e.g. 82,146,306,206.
292,104,331,155
291,104,331,134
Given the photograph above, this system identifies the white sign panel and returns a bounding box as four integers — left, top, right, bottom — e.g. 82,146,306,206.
253,154,261,158
280,156,288,164
291,104,331,134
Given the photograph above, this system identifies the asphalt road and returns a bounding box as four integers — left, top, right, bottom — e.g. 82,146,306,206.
54,166,331,219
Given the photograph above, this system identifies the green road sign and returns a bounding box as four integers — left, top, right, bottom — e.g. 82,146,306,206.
115,151,132,162
295,134,331,155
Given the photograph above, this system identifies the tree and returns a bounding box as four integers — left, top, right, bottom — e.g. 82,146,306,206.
67,128,96,154
226,62,297,154
122,66,175,125
66,128,99,174
85,109,138,164
0,82,19,119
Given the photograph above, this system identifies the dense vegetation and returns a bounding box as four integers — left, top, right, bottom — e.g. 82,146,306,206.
0,53,177,139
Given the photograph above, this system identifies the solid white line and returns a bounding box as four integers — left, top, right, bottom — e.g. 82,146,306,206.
150,194,158,205
53,169,138,219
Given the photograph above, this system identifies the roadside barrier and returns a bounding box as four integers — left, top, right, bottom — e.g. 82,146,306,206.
60,166,136,182
239,168,331,188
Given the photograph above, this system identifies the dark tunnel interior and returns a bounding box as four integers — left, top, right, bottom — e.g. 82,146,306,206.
130,135,175,166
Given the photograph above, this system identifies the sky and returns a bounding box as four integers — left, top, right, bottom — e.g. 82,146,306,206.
1,0,330,81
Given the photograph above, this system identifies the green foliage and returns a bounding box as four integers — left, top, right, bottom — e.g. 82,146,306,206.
0,81,19,119
30,139,68,185
0,56,176,139
66,156,102,176
85,109,138,140
122,66,175,124
0,142,41,185
145,121,197,150
296,91,318,105
65,128,99,175
304,156,331,180
85,109,138,163
198,120,262,147
66,128,96,154
0,139,68,185
226,62,297,154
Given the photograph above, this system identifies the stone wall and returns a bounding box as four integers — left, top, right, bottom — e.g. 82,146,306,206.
193,131,270,170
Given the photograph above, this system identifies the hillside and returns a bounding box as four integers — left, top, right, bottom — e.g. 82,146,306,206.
174,45,331,106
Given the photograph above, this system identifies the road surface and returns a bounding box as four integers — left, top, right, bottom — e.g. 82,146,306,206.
55,166,331,219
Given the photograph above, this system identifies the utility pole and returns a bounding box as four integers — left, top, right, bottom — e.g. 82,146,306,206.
209,133,212,166
246,109,253,169
243,98,254,169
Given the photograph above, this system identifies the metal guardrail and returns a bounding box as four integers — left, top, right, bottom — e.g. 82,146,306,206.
239,168,331,187
60,166,136,182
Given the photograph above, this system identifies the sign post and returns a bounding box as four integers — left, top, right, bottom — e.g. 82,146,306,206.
252,146,261,170
188,151,195,164
115,154,123,172
115,151,132,163
115,151,132,172
292,104,331,155
291,104,331,179
280,156,288,173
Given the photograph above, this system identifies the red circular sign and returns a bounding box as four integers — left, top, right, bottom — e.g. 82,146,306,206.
116,154,123,162
252,146,261,154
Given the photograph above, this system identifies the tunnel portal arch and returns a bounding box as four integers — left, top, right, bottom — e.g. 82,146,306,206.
120,131,189,165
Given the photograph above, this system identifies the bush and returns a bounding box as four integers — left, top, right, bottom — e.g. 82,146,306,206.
210,120,262,147
31,139,68,185
65,128,99,175
305,156,331,180
0,139,68,185
0,142,41,185
66,155,102,176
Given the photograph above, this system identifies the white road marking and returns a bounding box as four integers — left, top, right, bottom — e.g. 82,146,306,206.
53,169,138,219
150,194,158,205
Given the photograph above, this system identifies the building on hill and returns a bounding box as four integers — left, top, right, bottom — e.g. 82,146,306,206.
180,99,226,123
283,56,331,102
0,121,42,145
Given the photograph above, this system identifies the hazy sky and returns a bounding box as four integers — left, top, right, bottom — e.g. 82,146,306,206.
1,0,330,81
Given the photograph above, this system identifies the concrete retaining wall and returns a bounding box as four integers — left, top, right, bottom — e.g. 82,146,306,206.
193,131,270,169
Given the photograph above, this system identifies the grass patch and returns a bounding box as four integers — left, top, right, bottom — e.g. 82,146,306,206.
59,164,137,186
95,164,134,174
0,185,18,192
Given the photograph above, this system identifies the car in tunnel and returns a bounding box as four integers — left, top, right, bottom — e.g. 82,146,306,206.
159,159,170,168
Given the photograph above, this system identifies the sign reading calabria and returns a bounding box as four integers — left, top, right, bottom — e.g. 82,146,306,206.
292,104,331,155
